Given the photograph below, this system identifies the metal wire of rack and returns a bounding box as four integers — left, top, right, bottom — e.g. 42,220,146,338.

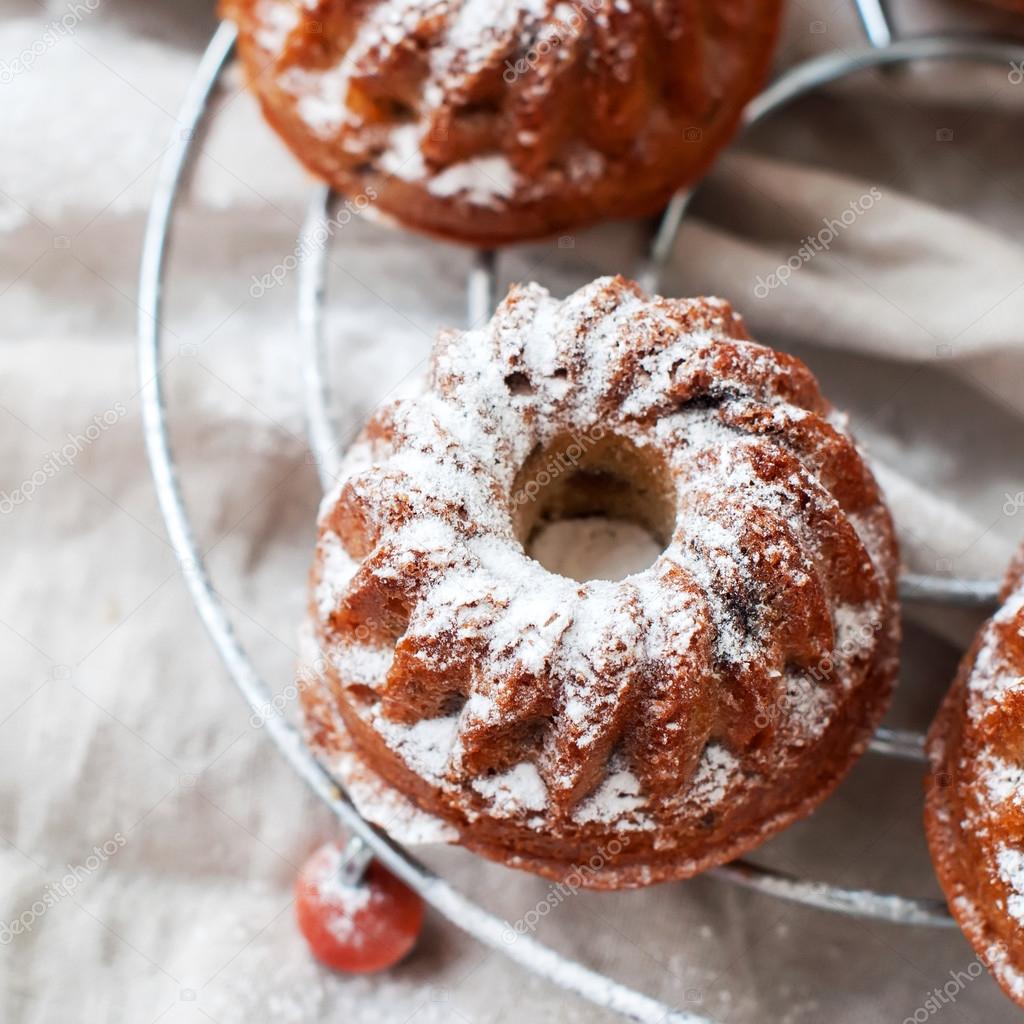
138,3,1024,1020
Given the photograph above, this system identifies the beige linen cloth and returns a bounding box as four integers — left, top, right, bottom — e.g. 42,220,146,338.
3,1,1024,1021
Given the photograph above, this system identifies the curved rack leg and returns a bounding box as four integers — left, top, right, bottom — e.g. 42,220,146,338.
853,0,894,49
337,834,376,886
300,190,502,487
643,34,1023,609
468,249,498,326
713,860,952,927
299,184,343,492
900,572,1000,608
869,726,925,761
637,189,692,296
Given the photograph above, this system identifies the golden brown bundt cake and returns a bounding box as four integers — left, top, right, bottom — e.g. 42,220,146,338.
302,276,900,888
220,0,783,245
926,546,1024,1007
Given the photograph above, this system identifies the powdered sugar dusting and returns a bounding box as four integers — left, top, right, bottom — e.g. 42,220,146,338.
686,743,740,809
304,843,380,947
328,745,458,844
967,590,1024,711
378,123,427,180
472,762,549,814
997,845,1024,925
427,155,518,203
253,0,301,51
281,63,352,139
983,754,1024,804
962,583,1024,865
316,531,358,619
376,715,460,780
574,767,649,825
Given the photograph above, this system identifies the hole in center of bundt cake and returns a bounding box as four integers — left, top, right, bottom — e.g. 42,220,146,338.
511,431,675,583
527,519,662,583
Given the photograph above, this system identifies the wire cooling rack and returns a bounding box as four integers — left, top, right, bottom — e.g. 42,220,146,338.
137,2,1024,1020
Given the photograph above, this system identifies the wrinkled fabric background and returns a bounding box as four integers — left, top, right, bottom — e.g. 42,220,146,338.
3,1,1024,1021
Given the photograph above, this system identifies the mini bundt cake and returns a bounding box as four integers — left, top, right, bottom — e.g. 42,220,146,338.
304,275,901,888
926,545,1024,1007
221,0,783,244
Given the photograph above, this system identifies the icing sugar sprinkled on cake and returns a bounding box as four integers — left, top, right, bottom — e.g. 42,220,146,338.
329,643,394,690
376,715,460,780
983,755,1024,805
472,763,549,814
967,590,1024,713
687,744,740,809
282,64,353,140
378,124,428,180
997,845,1024,925
573,768,649,825
316,532,358,619
427,155,518,203
253,0,300,51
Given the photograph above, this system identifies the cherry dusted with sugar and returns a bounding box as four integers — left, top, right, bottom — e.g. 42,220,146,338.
295,840,424,974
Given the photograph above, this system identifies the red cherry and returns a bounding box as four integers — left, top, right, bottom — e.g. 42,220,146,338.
295,840,424,973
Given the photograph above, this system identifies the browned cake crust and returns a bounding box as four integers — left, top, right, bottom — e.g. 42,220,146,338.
301,275,900,889
220,0,782,245
977,0,1024,11
926,548,1024,1006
